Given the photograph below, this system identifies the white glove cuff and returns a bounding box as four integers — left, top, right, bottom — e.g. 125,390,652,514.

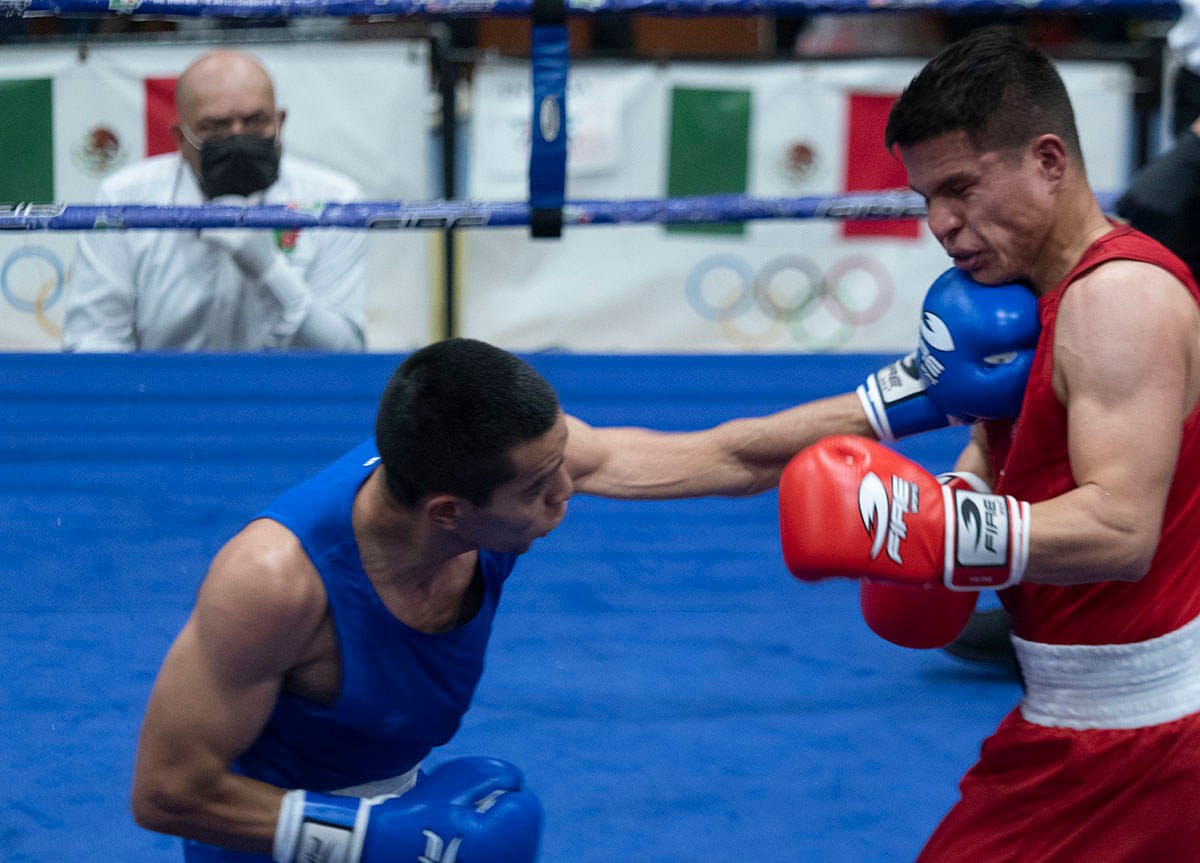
856,380,894,443
274,789,360,863
936,471,991,494
273,789,306,863
941,487,1029,592
1010,498,1032,586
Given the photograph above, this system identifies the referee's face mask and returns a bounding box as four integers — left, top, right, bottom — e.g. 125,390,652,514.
179,119,281,199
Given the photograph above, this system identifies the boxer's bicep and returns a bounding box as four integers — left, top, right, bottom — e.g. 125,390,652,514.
132,523,325,845
1058,264,1192,505
137,618,282,784
1023,263,1199,583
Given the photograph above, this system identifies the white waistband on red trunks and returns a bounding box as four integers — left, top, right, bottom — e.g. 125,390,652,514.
1012,612,1200,730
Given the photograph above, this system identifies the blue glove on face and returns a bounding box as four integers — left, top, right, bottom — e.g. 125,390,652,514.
858,268,1039,441
274,757,542,863
916,267,1039,422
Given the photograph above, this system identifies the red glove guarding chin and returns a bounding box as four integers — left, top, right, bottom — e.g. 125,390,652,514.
857,472,989,649
779,435,1029,591
858,581,978,649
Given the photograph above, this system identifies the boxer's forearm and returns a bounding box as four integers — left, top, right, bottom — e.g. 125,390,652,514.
131,766,282,855
566,392,870,500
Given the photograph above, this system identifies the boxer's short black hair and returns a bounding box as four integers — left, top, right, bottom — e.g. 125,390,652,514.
375,338,561,507
886,26,1082,161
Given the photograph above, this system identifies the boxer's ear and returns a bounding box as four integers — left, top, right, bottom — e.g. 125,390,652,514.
425,494,462,531
1029,134,1068,183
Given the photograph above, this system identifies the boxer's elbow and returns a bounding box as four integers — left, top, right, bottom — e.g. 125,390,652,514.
1095,511,1160,583
1067,483,1161,583
1105,536,1159,583
717,459,780,497
744,466,785,497
709,422,793,497
130,768,205,836
130,783,180,834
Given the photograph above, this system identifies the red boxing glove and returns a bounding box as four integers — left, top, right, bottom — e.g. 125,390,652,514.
859,582,977,649
857,472,989,649
779,436,1030,591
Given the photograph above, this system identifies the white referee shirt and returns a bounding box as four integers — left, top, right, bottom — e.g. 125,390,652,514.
62,152,367,352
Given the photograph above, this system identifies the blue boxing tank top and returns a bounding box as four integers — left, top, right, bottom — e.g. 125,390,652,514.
233,438,519,792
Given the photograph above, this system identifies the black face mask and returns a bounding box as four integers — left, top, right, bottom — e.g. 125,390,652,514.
197,133,280,199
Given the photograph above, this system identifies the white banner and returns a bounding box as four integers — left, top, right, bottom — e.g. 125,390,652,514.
0,40,434,352
462,58,1134,353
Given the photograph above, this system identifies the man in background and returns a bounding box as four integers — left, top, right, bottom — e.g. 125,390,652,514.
63,49,366,352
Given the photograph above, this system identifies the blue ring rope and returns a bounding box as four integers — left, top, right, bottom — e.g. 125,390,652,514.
2,0,1180,16
0,190,1122,230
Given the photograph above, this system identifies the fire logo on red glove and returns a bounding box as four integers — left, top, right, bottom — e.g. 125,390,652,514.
859,471,920,566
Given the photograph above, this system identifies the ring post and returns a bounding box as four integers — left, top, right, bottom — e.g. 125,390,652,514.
529,0,567,238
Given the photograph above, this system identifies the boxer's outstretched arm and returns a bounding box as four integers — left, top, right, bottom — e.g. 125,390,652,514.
566,267,1040,501
564,391,871,499
131,519,322,855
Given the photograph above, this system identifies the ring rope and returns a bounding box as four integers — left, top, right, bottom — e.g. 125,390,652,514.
0,190,1122,230
3,0,1180,17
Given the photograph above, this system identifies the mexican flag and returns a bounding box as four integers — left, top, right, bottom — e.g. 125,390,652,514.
0,49,181,204
664,84,916,239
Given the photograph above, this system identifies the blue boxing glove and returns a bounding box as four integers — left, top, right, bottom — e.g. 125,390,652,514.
857,268,1038,441
857,351,939,443
273,757,542,863
916,267,1038,422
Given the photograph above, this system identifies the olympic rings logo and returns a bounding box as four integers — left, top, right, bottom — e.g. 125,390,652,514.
1,245,65,340
684,253,894,349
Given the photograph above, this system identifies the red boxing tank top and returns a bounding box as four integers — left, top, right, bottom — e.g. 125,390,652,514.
985,225,1200,645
